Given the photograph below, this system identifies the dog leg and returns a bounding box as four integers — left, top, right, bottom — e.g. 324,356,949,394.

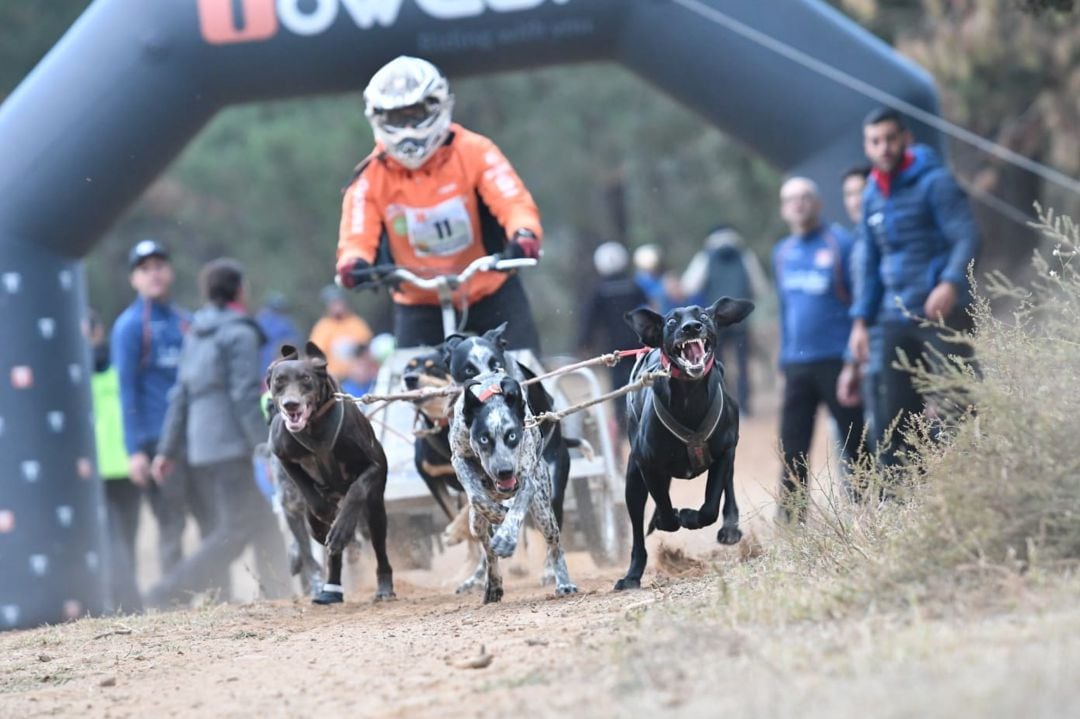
442,504,473,546
615,459,649,591
644,473,679,534
529,494,577,597
361,477,396,602
471,512,503,604
678,456,726,530
456,548,487,594
490,479,534,559
308,513,345,605
716,447,742,545
547,445,571,529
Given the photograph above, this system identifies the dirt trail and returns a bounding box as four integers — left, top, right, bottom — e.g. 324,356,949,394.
0,409,843,718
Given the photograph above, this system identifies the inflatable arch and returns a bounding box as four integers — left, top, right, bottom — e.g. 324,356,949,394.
0,0,938,629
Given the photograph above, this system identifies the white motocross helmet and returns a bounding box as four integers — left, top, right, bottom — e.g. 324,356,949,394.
363,56,454,170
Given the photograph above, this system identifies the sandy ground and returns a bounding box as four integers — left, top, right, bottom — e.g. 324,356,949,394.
7,399,1073,718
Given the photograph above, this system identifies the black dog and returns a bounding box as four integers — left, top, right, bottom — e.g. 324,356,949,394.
614,297,754,591
267,342,394,604
402,349,461,521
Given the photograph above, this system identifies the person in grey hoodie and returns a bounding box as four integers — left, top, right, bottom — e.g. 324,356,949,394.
146,258,289,606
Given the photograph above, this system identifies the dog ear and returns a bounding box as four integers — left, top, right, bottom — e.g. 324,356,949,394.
302,341,330,372
278,344,299,361
499,376,524,417
710,297,755,327
462,379,483,424
483,322,509,350
625,307,664,348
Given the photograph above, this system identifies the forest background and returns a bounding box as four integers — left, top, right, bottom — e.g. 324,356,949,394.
2,0,1076,345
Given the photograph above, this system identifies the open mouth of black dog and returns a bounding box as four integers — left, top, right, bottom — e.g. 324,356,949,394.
280,402,312,432
674,337,712,376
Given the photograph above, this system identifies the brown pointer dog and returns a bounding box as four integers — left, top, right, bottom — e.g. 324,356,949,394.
614,297,754,591
267,342,394,604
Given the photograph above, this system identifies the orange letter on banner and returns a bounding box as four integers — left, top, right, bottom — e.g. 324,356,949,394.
198,0,278,45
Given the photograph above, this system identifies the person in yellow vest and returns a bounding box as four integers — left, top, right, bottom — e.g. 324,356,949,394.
88,311,144,614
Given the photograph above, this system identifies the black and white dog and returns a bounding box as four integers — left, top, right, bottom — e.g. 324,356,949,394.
614,297,754,591
442,323,574,529
448,372,577,603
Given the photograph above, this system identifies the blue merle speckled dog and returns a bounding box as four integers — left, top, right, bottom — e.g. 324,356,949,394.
448,371,577,604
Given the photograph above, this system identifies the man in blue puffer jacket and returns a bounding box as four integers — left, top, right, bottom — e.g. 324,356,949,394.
848,107,980,467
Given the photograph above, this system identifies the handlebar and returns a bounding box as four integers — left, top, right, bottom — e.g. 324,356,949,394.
345,254,537,292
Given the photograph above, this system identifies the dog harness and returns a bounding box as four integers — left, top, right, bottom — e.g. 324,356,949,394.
286,396,348,488
632,349,726,476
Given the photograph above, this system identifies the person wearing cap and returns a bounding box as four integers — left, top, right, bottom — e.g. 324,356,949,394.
336,56,544,351
308,285,373,380
577,241,648,433
110,240,217,574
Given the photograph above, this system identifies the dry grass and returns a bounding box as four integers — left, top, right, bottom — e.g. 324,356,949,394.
695,206,1080,628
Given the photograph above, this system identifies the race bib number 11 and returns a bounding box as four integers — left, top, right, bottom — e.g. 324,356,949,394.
404,197,474,257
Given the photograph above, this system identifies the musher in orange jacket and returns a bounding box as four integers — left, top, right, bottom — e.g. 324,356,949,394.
337,56,543,350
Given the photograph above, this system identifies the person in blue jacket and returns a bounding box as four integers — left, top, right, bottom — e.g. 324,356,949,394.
773,177,865,521
848,108,980,468
111,239,216,573
255,291,301,378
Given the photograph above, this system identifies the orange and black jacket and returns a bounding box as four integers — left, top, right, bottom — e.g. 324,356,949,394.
338,123,543,307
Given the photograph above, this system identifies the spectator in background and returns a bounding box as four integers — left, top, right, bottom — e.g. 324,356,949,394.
148,258,289,607
576,241,648,433
836,166,879,439
633,243,682,313
681,225,768,415
340,342,380,398
256,291,301,377
773,178,865,521
309,284,373,380
848,108,980,468
111,239,214,574
88,310,143,614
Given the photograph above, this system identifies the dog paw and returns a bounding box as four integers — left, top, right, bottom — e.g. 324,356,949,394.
483,585,504,604
613,577,641,591
456,578,481,594
490,532,517,559
717,525,743,545
312,589,344,605
649,510,680,533
555,584,578,596
677,508,702,529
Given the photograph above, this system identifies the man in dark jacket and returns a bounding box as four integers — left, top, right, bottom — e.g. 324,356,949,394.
577,241,648,433
147,259,289,606
681,225,768,415
848,107,980,467
774,178,865,519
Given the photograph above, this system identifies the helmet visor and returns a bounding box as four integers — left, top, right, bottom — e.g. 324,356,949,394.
375,100,441,130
